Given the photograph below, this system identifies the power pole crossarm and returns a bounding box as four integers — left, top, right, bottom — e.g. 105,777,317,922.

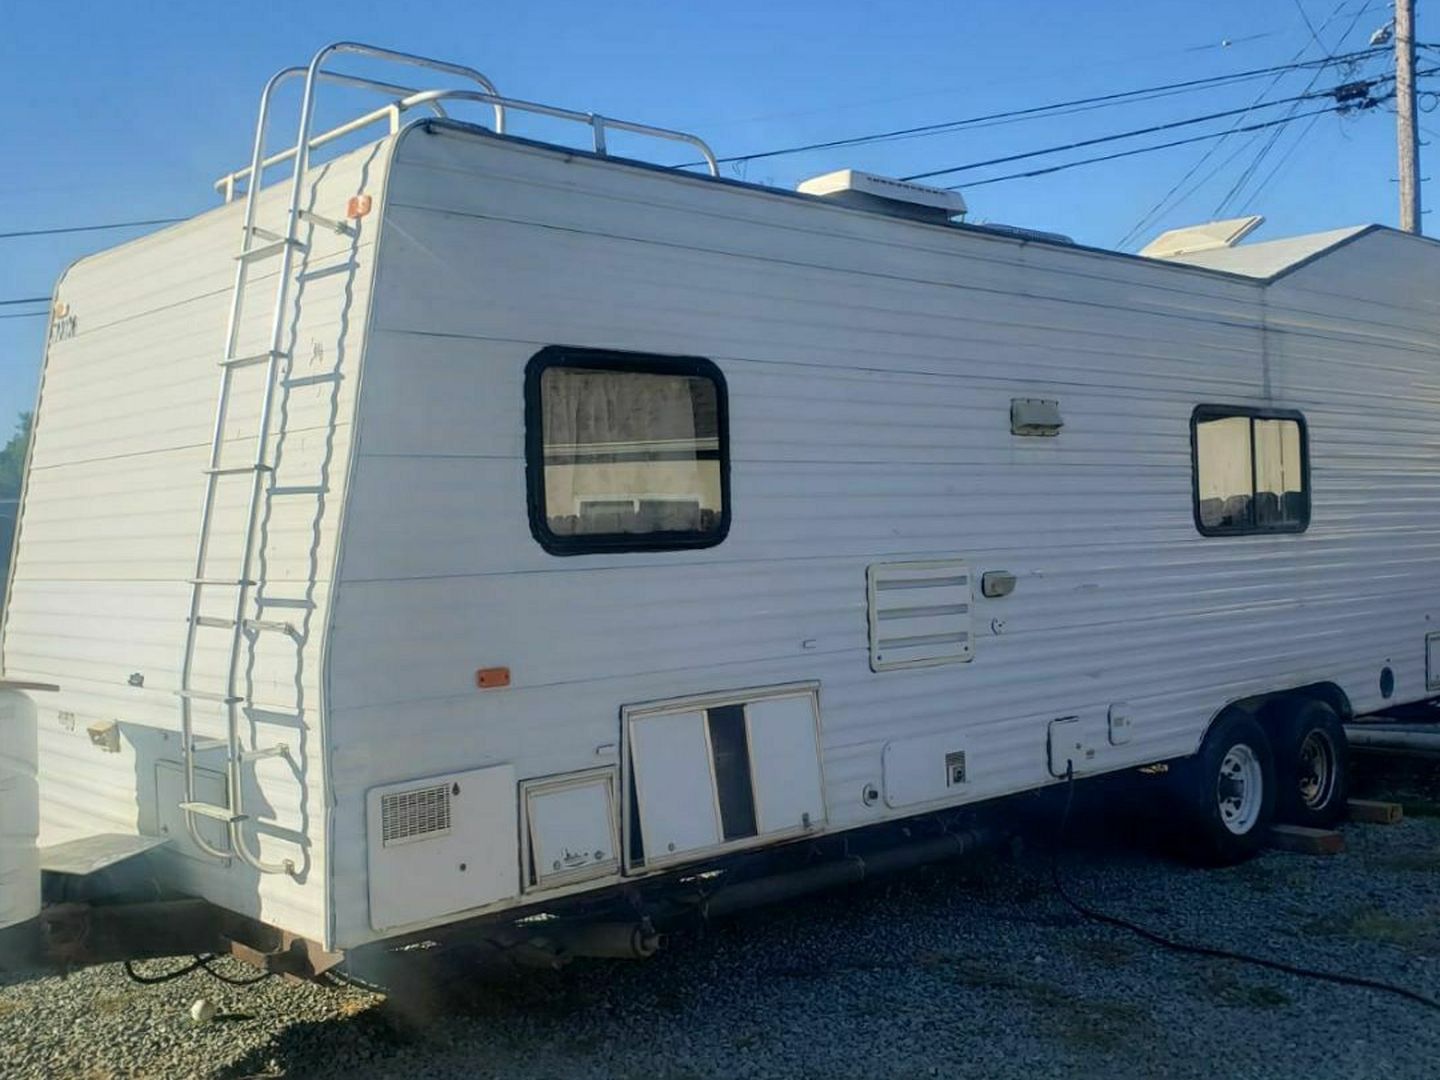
1396,0,1422,234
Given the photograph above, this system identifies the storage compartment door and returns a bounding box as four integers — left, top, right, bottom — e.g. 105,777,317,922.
628,710,722,864
523,769,620,890
747,695,825,834
625,684,826,871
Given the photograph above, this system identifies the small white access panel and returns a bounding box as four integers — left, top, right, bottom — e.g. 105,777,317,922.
366,764,517,931
522,769,620,891
628,710,723,864
882,731,970,809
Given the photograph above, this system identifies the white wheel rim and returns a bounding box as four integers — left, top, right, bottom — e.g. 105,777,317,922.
1298,730,1336,811
1217,743,1263,835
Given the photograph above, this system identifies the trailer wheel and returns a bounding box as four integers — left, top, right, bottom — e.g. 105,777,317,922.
1271,698,1348,828
1173,712,1275,866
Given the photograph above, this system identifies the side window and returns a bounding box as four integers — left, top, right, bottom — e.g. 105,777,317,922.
1192,406,1309,535
525,347,730,555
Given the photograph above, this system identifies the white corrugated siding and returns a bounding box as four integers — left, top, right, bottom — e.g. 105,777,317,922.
1,140,392,945
323,127,1440,947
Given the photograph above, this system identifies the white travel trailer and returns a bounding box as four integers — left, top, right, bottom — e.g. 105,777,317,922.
2,43,1438,974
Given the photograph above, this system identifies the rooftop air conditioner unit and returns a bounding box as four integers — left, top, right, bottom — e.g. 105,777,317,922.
797,169,967,223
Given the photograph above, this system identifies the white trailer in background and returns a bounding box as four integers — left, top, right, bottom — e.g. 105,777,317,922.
2,43,1438,974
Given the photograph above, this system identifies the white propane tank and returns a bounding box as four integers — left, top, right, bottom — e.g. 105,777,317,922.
0,693,40,931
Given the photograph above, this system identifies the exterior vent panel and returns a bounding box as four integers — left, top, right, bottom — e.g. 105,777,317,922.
867,560,974,671
381,783,453,846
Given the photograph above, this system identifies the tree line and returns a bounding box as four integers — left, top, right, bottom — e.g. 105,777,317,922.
0,412,32,596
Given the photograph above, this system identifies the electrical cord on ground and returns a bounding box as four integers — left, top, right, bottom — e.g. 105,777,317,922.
123,953,274,987
195,955,275,986
1049,764,1440,1013
122,956,209,984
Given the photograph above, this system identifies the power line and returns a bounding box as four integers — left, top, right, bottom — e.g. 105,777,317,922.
1118,0,1368,247
901,73,1396,183
676,47,1389,169
953,97,1392,189
0,311,47,321
0,297,49,307
1214,0,1377,216
1292,0,1330,52
1244,109,1330,206
0,217,183,241
1119,130,1270,248
691,26,1294,132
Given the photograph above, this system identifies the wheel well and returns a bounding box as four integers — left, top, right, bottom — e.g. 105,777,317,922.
1202,682,1352,749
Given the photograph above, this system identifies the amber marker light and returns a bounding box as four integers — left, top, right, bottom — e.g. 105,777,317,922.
476,667,511,689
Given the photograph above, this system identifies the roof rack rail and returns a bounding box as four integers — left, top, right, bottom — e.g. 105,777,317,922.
214,41,720,200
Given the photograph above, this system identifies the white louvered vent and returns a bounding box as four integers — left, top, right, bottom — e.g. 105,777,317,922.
381,783,453,846
867,560,974,672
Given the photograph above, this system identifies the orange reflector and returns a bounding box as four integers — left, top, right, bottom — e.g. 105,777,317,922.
476,667,511,689
346,194,373,220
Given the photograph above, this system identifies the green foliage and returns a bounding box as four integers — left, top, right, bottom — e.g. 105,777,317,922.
0,412,31,593
0,412,31,502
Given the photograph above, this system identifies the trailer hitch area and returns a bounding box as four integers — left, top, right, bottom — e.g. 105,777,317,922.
227,933,345,982
13,899,341,983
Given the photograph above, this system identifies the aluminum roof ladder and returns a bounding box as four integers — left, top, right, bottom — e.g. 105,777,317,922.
176,44,504,876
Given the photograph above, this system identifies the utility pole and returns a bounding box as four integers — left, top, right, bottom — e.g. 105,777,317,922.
1396,0,1421,233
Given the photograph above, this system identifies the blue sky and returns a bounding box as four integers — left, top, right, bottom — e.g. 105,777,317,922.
0,0,1427,426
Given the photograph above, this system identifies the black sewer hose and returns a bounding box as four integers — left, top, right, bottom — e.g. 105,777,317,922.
1050,765,1440,1014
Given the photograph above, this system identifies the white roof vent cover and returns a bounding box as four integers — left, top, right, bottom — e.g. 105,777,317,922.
1140,215,1264,259
798,169,967,220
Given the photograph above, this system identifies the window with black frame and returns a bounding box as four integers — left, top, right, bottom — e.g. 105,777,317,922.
525,347,730,555
1191,405,1309,535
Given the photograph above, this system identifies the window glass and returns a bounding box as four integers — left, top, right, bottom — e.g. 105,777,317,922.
1254,418,1305,528
1192,407,1308,535
1195,415,1253,531
530,355,728,552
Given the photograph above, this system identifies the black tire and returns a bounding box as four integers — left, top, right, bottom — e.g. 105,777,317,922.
1270,697,1349,828
1170,711,1276,866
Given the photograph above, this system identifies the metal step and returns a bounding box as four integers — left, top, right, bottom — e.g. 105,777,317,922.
190,736,229,753
192,614,295,633
220,349,288,369
268,484,327,496
254,597,314,610
179,801,247,824
244,706,303,726
176,689,242,705
204,464,272,477
281,372,342,389
188,577,257,587
297,209,356,236
245,618,296,635
237,238,307,263
239,744,289,763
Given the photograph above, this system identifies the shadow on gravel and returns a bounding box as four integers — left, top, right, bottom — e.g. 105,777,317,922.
210,767,1440,1080
209,788,1194,1079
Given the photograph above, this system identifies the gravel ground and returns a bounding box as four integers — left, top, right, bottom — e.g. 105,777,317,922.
4,762,1440,1080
